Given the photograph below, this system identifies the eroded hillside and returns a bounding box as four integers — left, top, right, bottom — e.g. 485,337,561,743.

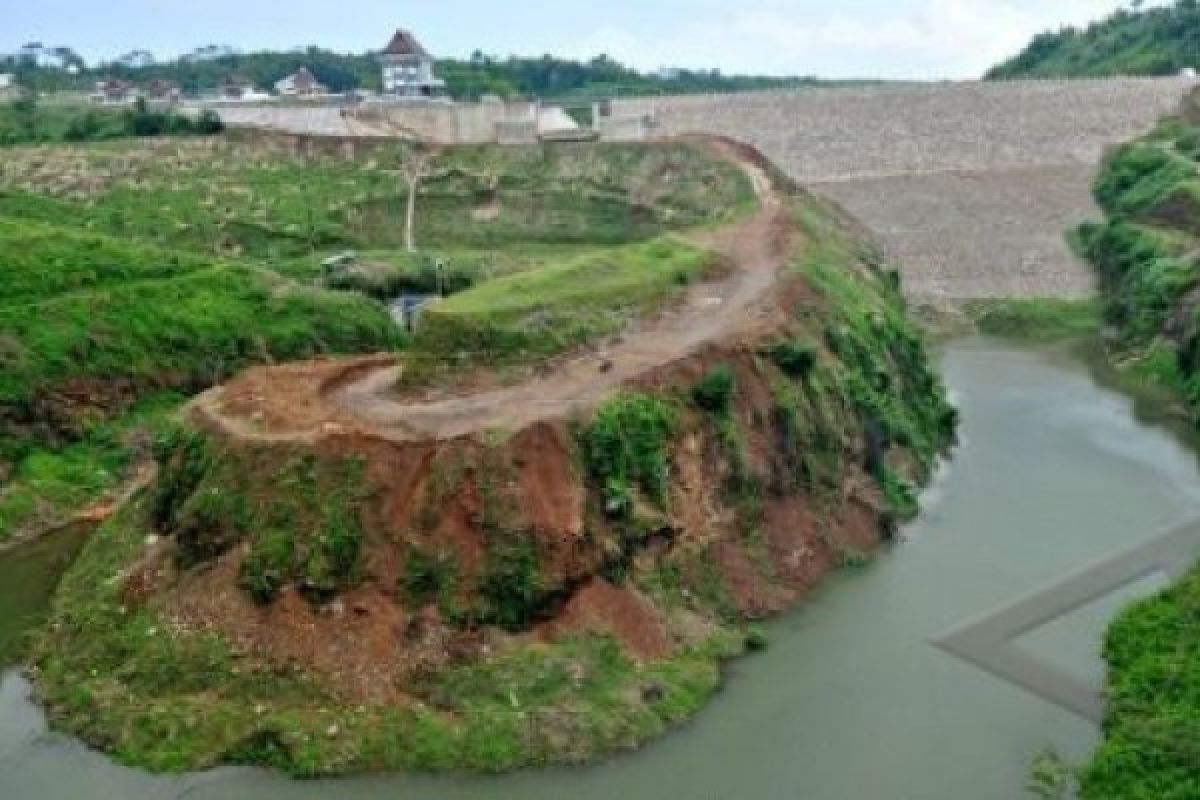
28,141,955,775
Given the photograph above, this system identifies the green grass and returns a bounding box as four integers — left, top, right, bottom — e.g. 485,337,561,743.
0,100,222,147
583,392,679,513
414,236,712,363
149,427,370,601
314,244,598,299
1081,564,1200,800
792,201,956,478
0,392,182,543
0,139,752,260
0,218,210,306
968,298,1102,341
0,264,403,460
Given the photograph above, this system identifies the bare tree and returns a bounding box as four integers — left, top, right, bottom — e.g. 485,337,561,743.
402,143,435,253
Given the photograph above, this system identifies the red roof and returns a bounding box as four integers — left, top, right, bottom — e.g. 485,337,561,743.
382,29,429,57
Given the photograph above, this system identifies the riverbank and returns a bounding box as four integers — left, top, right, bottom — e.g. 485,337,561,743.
1,336,1193,798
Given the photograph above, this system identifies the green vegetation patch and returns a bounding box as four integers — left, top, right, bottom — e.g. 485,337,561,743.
1076,119,1200,409
0,97,222,147
414,236,712,363
0,262,402,460
0,139,751,261
319,245,594,300
583,393,679,512
1081,564,1200,800
0,218,209,306
150,427,371,602
0,392,182,543
968,298,1102,342
793,201,956,480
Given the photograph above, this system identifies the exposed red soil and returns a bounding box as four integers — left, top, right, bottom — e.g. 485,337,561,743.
540,580,672,661
147,137,901,702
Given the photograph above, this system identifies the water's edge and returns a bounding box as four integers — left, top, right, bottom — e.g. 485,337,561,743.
3,335,1197,800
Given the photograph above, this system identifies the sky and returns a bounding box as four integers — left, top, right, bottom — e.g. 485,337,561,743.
3,1,1159,80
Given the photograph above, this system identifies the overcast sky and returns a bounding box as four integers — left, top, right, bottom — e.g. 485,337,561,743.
4,1,1156,80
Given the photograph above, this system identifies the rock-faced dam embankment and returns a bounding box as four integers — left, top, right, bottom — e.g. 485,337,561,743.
215,78,1195,302
613,78,1195,302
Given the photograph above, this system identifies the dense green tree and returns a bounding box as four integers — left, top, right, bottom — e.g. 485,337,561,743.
3,46,829,100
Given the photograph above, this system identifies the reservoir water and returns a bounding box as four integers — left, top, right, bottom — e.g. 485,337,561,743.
2,336,1198,799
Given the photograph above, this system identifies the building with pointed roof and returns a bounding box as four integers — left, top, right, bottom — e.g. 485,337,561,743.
275,67,326,97
379,29,446,99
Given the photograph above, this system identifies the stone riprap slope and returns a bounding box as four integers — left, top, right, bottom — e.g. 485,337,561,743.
615,78,1195,301
817,165,1100,299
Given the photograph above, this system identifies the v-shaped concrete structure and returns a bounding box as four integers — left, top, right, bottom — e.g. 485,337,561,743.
933,517,1200,722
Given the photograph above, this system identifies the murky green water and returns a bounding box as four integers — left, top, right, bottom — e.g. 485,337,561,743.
3,337,1198,799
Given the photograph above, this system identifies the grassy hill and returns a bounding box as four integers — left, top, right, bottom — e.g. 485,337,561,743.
987,1,1200,79
0,133,752,543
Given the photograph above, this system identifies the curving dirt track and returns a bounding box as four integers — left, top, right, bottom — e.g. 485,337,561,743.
191,137,795,443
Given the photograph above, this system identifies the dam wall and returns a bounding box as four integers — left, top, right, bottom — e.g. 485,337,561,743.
612,78,1195,301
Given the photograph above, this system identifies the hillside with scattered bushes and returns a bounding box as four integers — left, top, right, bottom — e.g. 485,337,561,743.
988,0,1200,79
1071,91,1200,800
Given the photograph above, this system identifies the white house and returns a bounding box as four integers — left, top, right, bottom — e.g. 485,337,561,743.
379,29,446,99
275,67,326,97
0,73,15,100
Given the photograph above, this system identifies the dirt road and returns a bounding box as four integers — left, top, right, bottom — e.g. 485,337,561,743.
191,138,794,442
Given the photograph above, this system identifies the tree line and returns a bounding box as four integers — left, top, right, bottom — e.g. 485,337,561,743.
3,46,823,100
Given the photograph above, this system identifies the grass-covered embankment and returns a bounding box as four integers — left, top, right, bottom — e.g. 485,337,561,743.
1081,564,1200,800
1076,116,1200,406
1072,108,1200,800
967,298,1102,342
0,214,401,540
414,236,714,363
